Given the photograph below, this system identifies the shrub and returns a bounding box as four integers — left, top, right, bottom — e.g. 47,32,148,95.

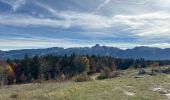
10,94,19,99
74,73,91,82
58,73,65,82
98,67,119,80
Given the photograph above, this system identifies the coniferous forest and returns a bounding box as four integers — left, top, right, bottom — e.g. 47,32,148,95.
1,53,170,85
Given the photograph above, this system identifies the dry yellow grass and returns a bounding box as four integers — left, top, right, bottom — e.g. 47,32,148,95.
0,69,170,100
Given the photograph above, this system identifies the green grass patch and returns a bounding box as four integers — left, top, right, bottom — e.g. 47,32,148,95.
0,69,169,100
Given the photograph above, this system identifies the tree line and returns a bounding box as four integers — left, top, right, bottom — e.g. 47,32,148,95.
1,53,170,84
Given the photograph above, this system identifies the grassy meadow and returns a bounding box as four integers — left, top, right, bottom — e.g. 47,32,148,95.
0,68,170,100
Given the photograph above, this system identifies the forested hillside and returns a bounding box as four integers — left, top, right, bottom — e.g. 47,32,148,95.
1,54,170,85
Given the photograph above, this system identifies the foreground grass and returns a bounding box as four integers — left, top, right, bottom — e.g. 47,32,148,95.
0,69,170,100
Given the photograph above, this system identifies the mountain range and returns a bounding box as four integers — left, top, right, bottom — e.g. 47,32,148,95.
1,44,170,60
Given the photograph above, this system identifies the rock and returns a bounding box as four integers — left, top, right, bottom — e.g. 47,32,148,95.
138,68,146,75
152,87,168,94
165,93,170,100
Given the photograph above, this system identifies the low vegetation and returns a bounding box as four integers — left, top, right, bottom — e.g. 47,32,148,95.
0,66,170,100
73,73,92,82
0,54,170,99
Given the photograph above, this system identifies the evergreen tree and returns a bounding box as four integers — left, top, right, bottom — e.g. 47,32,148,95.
31,56,40,80
23,54,32,82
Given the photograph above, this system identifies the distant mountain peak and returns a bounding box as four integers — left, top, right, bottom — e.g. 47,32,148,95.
93,44,101,48
1,45,170,60
133,46,161,50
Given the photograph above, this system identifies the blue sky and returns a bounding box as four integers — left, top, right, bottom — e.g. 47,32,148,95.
0,0,170,51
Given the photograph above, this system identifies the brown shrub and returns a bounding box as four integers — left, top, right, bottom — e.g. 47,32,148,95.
10,94,19,99
74,73,91,82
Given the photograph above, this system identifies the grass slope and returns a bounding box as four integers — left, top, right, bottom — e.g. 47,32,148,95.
0,69,170,100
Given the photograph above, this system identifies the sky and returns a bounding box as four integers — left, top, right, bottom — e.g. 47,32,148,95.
0,0,170,51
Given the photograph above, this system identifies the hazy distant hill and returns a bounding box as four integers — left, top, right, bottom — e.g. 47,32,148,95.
1,44,170,60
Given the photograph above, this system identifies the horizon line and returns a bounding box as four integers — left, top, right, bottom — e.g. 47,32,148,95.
1,44,168,52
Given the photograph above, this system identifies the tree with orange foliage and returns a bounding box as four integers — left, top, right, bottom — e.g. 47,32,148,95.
80,56,90,73
5,65,15,84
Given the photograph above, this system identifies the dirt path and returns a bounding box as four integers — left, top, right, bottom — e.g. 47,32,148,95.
90,73,100,80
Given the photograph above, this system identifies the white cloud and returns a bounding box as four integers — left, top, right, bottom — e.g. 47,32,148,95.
0,37,95,51
149,43,170,48
35,1,57,15
1,0,26,11
27,1,170,38
96,0,110,10
1,0,170,49
153,0,170,7
0,12,113,29
0,11,170,39
34,1,113,29
0,37,145,51
113,12,170,38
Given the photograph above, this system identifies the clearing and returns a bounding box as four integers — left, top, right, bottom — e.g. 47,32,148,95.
0,69,170,100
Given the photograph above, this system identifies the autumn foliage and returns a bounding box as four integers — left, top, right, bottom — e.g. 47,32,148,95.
3,54,170,85
5,65,15,84
0,61,14,85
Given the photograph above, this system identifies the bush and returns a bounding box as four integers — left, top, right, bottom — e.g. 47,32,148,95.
162,67,170,74
56,73,66,82
74,73,91,82
98,68,119,80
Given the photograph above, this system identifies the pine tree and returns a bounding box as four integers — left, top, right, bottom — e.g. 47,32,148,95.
23,54,32,82
31,56,40,80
